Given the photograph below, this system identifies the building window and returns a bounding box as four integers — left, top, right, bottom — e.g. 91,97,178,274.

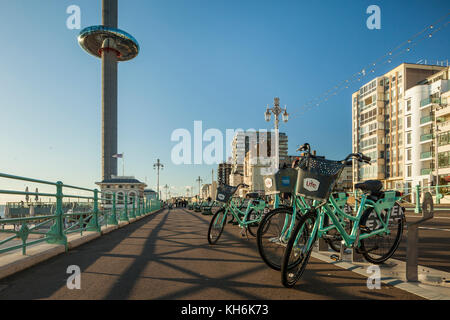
406,116,411,128
438,151,450,168
438,131,450,146
407,165,412,177
407,149,412,161
406,132,411,144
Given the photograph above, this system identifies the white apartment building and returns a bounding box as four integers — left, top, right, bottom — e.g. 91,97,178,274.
352,63,447,190
404,67,450,190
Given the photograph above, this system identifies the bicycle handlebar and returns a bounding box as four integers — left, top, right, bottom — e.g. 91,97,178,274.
296,143,310,153
343,153,371,164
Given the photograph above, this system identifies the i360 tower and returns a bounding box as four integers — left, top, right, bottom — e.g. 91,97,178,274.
78,0,139,180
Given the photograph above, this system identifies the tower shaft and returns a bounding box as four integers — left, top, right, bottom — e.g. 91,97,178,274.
101,0,118,180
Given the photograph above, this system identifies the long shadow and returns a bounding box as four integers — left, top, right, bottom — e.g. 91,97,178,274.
0,210,166,299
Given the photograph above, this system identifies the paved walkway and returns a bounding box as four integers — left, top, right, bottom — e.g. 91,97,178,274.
0,208,423,299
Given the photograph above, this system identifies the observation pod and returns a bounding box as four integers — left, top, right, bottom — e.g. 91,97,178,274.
78,25,139,62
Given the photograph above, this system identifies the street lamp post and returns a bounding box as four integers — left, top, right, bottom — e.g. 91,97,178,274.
163,184,169,201
265,97,289,172
196,176,203,201
153,159,164,200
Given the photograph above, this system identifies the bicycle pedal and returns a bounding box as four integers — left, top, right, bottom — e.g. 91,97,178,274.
359,225,372,233
330,254,342,262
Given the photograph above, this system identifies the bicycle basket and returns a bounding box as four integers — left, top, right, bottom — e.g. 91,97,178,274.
296,156,345,201
216,185,238,203
263,168,298,195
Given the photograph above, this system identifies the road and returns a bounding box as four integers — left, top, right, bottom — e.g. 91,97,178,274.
395,210,450,273
0,208,422,300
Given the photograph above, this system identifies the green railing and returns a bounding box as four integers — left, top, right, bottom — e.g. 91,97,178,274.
420,151,433,159
0,173,162,255
420,97,441,107
420,133,433,141
420,115,433,124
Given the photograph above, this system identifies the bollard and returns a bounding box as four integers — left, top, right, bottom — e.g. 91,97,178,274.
407,191,434,282
406,224,419,282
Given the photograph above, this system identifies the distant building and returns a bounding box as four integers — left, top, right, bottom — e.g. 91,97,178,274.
144,189,158,202
229,130,288,185
217,162,232,185
334,164,353,192
96,175,146,208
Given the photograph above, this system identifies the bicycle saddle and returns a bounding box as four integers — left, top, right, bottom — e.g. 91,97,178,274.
246,192,259,199
355,180,383,194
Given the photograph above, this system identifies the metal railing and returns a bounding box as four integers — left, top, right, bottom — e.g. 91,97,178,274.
420,133,433,141
0,173,162,255
420,97,441,107
420,114,434,124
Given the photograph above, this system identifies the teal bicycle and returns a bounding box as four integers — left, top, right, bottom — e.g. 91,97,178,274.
207,183,267,244
280,152,404,287
257,144,353,271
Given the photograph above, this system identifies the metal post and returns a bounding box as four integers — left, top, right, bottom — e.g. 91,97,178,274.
108,192,118,225
46,181,67,248
120,193,128,222
406,224,419,282
87,189,100,232
128,194,135,219
132,197,137,217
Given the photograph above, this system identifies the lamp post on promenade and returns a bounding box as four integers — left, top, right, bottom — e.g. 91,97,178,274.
265,97,289,172
153,159,164,200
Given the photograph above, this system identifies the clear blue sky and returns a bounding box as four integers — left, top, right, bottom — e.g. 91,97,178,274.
0,0,449,200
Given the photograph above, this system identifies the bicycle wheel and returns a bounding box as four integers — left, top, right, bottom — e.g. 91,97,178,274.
359,204,404,264
281,211,317,288
207,208,227,245
257,207,299,270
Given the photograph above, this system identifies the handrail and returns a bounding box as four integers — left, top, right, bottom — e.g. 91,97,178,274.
0,172,162,255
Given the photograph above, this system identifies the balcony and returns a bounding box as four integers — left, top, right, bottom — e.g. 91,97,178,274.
420,151,433,160
421,168,432,175
420,133,433,142
420,115,434,125
420,97,441,107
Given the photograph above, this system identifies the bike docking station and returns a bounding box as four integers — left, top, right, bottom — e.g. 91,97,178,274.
311,192,450,300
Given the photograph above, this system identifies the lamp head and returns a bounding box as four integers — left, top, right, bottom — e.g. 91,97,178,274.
282,106,289,123
265,107,271,122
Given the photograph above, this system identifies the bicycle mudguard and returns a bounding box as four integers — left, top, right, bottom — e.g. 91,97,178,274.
375,190,397,211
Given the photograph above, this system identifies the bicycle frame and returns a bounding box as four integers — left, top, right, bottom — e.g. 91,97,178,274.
298,191,401,253
277,192,350,243
213,198,266,230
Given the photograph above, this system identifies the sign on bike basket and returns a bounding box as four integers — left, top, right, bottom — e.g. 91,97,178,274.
263,168,298,195
216,185,238,203
296,156,346,201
